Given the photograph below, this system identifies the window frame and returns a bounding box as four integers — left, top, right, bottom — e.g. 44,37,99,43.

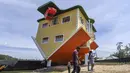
54,34,64,43
90,23,92,33
62,16,71,24
42,37,49,44
87,20,92,33
80,17,84,24
52,16,58,25
42,23,48,28
86,21,90,32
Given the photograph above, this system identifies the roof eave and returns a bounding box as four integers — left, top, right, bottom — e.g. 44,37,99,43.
92,25,97,32
37,2,97,32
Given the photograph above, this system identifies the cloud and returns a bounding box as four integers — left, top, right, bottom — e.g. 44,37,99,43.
0,0,42,48
0,0,37,9
0,0,130,58
86,0,130,55
0,31,37,48
0,45,43,60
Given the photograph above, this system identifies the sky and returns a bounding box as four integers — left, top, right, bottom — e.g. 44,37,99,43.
0,0,130,60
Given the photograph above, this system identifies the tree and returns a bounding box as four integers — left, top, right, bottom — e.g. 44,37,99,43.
0,54,18,60
110,42,130,59
116,42,123,59
124,45,130,57
116,42,123,51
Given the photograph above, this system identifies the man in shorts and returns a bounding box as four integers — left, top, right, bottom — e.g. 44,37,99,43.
88,51,95,71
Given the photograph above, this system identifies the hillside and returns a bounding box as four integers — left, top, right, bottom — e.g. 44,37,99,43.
0,54,18,60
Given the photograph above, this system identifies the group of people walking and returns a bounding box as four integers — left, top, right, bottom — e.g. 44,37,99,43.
42,46,95,73
68,46,95,73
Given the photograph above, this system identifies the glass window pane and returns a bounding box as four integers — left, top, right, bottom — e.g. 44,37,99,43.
42,23,48,28
52,17,58,25
42,37,48,43
55,35,63,42
62,16,70,23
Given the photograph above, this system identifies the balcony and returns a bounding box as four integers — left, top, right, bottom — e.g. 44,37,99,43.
89,33,95,40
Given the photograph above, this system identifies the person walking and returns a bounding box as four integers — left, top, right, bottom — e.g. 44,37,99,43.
88,51,95,71
72,46,81,73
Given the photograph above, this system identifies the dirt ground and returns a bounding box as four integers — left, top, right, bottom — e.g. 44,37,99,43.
62,64,130,73
11,64,129,73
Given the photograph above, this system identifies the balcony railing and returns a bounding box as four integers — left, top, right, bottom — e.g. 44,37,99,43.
89,33,95,40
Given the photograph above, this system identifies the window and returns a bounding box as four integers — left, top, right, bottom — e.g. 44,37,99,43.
87,20,92,33
87,21,90,32
42,23,48,28
80,17,84,24
90,23,92,32
55,35,63,42
62,16,70,23
42,37,49,43
52,17,58,25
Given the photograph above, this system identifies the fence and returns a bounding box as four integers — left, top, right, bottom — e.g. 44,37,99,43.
0,60,44,71
95,57,130,63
